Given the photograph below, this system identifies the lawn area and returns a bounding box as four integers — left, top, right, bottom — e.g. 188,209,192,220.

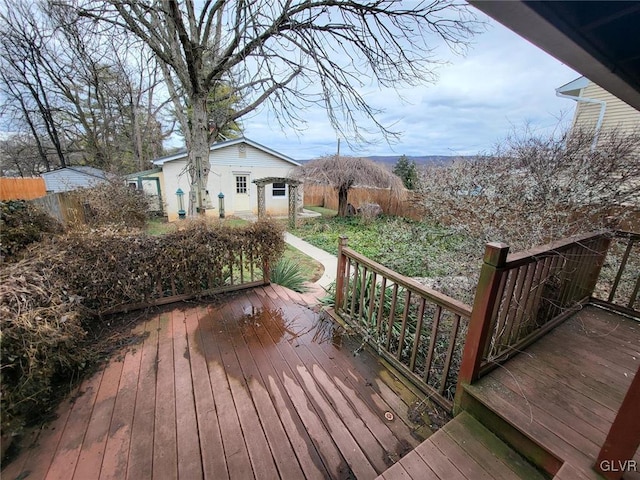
145,216,248,235
292,215,482,279
305,206,338,217
282,244,324,283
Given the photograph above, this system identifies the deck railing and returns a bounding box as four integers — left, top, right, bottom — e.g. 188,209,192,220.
335,237,472,411
100,247,269,315
591,231,640,315
457,229,639,395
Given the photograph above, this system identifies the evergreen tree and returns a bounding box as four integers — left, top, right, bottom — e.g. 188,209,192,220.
393,155,418,190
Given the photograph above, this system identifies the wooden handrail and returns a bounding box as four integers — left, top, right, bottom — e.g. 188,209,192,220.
341,246,472,318
334,237,472,411
504,230,608,268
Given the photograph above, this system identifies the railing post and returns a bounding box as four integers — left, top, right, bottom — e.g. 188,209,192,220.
335,236,348,312
594,365,640,480
455,242,509,412
263,258,270,285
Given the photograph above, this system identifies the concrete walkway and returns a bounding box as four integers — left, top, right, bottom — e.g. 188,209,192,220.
284,232,338,289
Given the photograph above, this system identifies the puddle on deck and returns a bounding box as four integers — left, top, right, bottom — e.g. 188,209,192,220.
194,297,347,354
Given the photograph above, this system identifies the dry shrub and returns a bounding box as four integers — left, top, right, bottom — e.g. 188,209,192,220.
419,127,640,251
52,218,285,312
0,255,90,438
75,179,151,228
0,200,62,261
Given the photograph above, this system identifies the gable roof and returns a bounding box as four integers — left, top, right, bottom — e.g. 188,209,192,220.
556,76,590,97
41,165,108,180
152,137,300,167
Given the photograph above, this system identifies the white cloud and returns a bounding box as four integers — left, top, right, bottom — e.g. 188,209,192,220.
244,13,579,160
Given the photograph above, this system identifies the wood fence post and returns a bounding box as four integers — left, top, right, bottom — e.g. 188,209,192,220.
595,365,640,480
335,236,348,311
455,242,509,412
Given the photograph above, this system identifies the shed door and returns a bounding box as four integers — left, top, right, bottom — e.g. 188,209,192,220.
234,174,251,212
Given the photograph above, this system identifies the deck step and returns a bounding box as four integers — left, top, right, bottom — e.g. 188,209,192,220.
377,412,546,479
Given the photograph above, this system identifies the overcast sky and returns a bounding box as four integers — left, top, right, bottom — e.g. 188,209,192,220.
241,11,580,161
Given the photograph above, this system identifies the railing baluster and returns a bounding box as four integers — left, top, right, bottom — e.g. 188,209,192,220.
424,305,442,383
376,277,387,336
386,284,399,351
249,251,254,281
440,314,461,396
608,238,634,303
343,257,352,312
396,290,412,360
367,272,377,329
409,298,427,372
349,262,360,318
358,266,368,323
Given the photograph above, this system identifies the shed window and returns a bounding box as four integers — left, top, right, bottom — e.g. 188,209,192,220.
272,182,286,197
236,175,247,194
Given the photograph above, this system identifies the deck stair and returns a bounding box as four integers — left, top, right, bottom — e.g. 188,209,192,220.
377,411,546,479
378,307,639,480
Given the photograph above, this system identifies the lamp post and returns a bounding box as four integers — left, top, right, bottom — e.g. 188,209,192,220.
176,188,186,219
218,192,225,218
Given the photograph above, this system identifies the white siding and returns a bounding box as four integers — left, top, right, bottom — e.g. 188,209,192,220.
573,82,640,137
160,143,297,221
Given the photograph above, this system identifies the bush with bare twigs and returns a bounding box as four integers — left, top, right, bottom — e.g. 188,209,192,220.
419,127,640,251
75,179,152,228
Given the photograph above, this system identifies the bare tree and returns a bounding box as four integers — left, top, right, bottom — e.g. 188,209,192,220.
69,0,478,214
0,1,68,169
0,0,173,174
294,155,404,217
418,126,640,250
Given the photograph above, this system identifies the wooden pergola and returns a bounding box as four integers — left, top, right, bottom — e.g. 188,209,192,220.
252,177,301,228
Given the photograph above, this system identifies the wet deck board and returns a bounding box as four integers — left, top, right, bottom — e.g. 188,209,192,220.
3,285,424,480
465,306,640,478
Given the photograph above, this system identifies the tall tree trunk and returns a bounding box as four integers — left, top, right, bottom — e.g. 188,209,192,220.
188,92,211,216
337,185,349,217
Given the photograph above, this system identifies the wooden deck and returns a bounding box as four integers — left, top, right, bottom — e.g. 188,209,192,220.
2,285,427,480
383,305,640,479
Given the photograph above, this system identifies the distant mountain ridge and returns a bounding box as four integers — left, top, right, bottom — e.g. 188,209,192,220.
366,155,460,166
299,155,466,166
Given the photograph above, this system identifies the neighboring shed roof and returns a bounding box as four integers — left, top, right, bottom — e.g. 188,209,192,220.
152,136,300,167
41,166,108,193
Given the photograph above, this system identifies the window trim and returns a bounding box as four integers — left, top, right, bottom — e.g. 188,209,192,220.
272,182,287,198
235,174,248,195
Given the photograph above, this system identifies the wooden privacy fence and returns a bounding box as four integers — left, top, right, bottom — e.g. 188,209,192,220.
0,177,46,200
29,192,88,225
334,237,473,411
304,184,425,220
457,230,638,392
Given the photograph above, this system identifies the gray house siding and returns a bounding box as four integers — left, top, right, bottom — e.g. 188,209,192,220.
41,167,108,193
